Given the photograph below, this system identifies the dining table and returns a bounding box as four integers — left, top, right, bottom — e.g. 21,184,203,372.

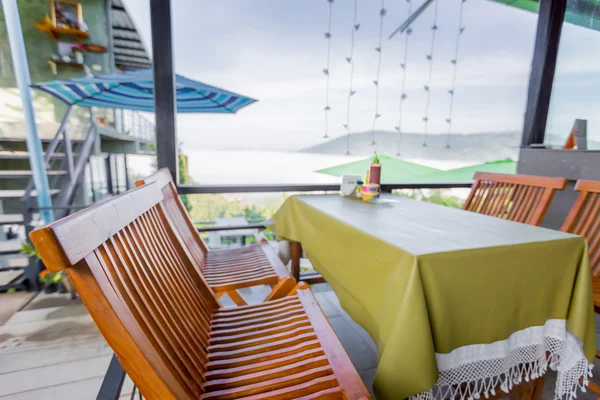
269,194,596,400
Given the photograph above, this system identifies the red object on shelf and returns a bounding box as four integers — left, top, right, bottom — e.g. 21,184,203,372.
82,44,108,53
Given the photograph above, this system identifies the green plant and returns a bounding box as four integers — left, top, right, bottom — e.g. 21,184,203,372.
39,269,62,284
20,242,64,286
178,151,192,212
243,205,264,220
395,189,464,208
372,152,380,164
19,242,40,260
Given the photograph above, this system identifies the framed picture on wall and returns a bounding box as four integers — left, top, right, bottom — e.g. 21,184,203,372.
51,0,83,30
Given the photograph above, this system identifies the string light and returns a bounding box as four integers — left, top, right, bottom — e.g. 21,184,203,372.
395,0,412,156
371,0,386,145
421,0,439,147
445,0,467,149
343,0,360,155
323,0,334,139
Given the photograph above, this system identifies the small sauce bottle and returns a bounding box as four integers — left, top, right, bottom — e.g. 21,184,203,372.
356,180,364,198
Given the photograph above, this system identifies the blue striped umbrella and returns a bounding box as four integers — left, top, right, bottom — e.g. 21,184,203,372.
31,69,257,113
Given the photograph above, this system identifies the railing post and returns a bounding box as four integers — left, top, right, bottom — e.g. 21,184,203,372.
124,155,131,190
54,121,97,219
105,155,114,195
63,128,75,183
88,159,97,202
46,105,74,167
150,0,178,181
19,197,41,291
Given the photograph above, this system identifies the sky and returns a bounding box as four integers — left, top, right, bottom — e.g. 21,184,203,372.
120,0,600,152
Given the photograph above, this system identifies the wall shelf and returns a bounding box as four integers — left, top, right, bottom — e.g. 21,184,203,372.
47,59,86,75
34,21,89,43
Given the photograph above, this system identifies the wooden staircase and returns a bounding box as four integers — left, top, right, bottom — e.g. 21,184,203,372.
0,131,91,292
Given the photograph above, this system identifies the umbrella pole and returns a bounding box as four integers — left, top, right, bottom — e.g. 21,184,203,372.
2,0,54,223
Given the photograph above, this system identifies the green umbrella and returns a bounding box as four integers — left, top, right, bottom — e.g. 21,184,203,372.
316,155,440,182
490,0,600,32
416,159,517,183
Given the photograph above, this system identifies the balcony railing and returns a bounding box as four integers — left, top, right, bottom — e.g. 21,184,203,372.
121,109,155,142
178,181,473,194
95,109,155,142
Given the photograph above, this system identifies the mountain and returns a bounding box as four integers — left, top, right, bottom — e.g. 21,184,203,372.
301,131,600,163
301,131,521,162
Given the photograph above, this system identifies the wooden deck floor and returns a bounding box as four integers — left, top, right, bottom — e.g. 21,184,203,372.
1,285,599,399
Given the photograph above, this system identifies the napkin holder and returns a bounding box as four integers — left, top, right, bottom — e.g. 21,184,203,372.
340,175,361,197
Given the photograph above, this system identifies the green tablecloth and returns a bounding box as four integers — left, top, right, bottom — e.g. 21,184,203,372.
270,194,595,400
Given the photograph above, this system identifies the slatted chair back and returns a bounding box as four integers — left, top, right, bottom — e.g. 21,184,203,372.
135,168,210,270
136,169,296,306
30,183,220,400
462,172,567,226
561,180,600,275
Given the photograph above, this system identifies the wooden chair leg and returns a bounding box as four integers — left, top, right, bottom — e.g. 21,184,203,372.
264,277,297,301
587,380,600,398
225,290,248,306
290,241,302,282
288,282,310,296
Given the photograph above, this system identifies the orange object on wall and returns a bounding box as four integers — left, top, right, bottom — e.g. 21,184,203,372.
563,131,576,149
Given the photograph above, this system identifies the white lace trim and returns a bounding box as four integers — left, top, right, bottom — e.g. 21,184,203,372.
411,320,593,400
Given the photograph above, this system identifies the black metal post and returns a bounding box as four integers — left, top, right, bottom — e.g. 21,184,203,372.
124,154,131,190
19,198,41,291
88,159,96,202
521,0,567,147
105,154,114,195
96,354,126,400
113,155,120,195
150,0,178,182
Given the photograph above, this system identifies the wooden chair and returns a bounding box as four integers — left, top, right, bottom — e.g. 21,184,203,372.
462,172,567,226
560,179,600,310
559,179,600,397
30,182,372,400
135,168,295,306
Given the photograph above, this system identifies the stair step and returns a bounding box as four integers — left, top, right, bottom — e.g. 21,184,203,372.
0,151,66,159
0,239,23,256
0,136,84,144
0,270,23,286
0,214,24,225
0,189,60,199
0,170,67,178
0,255,29,268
